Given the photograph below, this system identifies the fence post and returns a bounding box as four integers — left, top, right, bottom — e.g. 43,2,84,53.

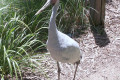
89,0,105,26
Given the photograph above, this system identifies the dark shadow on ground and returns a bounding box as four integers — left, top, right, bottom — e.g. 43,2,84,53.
90,26,110,47
72,25,88,38
106,0,112,3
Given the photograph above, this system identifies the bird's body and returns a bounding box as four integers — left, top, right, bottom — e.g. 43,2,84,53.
35,0,82,79
47,30,81,63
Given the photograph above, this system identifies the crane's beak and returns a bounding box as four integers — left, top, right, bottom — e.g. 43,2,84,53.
35,0,51,15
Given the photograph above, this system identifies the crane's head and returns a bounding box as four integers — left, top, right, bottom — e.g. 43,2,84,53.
35,0,59,15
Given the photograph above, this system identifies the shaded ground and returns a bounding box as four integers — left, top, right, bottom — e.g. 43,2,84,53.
8,0,120,80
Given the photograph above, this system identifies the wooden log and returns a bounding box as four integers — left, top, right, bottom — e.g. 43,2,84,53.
89,0,105,26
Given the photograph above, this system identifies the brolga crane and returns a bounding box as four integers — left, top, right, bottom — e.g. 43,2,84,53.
35,0,82,80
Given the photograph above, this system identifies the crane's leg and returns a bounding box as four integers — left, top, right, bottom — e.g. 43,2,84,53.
73,60,80,80
57,61,61,80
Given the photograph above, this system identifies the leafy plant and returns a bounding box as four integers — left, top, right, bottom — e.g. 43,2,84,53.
58,0,89,35
0,0,46,79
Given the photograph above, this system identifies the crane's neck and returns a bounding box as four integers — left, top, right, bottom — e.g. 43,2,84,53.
49,2,59,32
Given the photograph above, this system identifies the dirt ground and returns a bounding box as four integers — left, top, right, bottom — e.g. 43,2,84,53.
10,0,120,80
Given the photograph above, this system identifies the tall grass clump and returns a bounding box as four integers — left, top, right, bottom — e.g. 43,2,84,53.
0,0,47,79
57,0,89,35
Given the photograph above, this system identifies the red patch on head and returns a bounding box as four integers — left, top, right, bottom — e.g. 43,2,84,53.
51,0,57,5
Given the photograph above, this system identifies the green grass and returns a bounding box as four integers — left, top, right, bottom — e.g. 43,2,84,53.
0,0,89,79
0,12,45,80
57,0,89,34
0,0,47,79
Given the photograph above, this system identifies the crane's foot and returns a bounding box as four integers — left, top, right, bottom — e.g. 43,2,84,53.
73,60,80,80
57,61,61,80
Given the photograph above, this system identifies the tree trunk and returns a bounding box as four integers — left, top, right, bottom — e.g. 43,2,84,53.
89,0,105,26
